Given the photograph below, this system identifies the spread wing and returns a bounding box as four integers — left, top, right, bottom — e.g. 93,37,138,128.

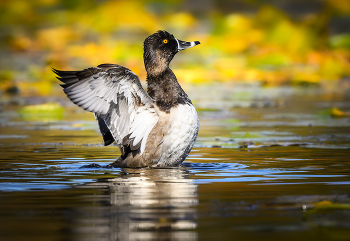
53,64,159,154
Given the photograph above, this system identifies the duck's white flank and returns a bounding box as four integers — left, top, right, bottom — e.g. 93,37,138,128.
157,103,199,167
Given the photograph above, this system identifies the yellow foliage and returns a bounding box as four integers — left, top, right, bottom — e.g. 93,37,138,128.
173,68,216,83
9,35,33,51
20,102,63,112
36,27,78,51
209,35,249,53
1,0,350,92
319,54,348,79
213,57,245,79
210,14,263,54
0,82,15,93
314,200,334,207
225,14,252,33
4,0,32,17
15,66,56,96
225,36,250,53
292,71,320,84
331,107,350,117
248,29,265,45
332,50,350,73
87,0,161,33
326,0,350,13
18,80,53,96
256,5,287,27
267,20,313,54
306,51,324,66
261,70,290,84
163,12,197,30
242,69,262,82
312,200,350,209
126,59,147,80
19,102,64,121
36,0,58,5
68,43,116,66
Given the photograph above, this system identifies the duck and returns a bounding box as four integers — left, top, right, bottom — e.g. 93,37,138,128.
53,30,200,168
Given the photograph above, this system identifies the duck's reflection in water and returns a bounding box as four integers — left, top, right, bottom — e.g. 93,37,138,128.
77,167,198,241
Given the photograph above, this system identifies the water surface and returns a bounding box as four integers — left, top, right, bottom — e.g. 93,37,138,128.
1,84,350,241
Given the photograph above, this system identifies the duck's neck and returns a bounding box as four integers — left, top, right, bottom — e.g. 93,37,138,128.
144,47,172,76
146,68,189,113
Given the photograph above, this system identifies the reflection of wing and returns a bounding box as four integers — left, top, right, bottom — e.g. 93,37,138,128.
53,64,159,154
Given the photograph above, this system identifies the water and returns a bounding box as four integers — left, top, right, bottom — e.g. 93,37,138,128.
1,84,350,241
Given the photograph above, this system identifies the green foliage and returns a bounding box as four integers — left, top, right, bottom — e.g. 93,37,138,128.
19,103,65,121
330,34,350,49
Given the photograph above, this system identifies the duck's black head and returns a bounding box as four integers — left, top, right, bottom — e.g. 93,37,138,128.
143,30,200,76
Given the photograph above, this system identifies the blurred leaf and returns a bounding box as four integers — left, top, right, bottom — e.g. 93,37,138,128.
330,34,350,49
326,0,350,13
37,0,59,6
162,12,197,30
256,5,286,28
213,57,245,79
87,0,161,33
19,102,64,121
173,68,216,83
292,74,320,85
242,69,262,82
0,70,16,94
0,0,35,26
249,52,292,69
331,107,350,117
314,200,350,209
317,107,350,117
18,81,53,96
36,27,78,50
266,20,314,54
0,71,13,82
225,14,252,34
319,54,348,79
8,35,33,51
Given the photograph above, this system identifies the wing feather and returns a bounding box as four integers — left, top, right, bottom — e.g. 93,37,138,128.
54,64,159,154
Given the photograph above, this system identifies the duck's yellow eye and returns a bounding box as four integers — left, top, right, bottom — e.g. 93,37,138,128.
163,39,168,44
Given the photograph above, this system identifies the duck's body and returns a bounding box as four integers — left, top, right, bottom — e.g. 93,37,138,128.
120,101,198,167
54,31,200,168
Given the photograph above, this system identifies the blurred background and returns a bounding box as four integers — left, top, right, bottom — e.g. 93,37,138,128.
0,0,350,98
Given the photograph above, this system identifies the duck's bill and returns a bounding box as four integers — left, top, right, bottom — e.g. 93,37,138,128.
176,39,200,51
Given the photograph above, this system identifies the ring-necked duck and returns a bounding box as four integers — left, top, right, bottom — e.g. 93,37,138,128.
53,30,200,168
